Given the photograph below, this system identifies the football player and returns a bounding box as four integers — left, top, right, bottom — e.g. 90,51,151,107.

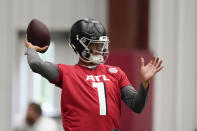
25,18,163,131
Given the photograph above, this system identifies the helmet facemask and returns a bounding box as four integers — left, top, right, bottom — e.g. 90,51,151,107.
79,36,109,64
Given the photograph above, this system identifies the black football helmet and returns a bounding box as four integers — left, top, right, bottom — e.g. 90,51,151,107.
69,18,109,64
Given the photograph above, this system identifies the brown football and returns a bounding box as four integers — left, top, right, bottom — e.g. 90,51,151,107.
27,19,51,53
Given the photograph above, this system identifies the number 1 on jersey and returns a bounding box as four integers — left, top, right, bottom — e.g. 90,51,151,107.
92,82,107,115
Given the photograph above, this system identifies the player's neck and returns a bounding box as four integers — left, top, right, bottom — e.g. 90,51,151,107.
78,59,96,66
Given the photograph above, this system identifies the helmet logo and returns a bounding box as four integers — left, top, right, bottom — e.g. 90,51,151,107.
76,35,79,40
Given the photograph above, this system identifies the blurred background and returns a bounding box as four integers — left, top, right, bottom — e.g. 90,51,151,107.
0,0,197,131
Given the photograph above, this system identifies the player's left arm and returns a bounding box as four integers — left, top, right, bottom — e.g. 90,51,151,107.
121,84,149,113
121,57,163,113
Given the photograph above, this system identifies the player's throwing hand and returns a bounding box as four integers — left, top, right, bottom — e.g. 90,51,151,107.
25,35,49,53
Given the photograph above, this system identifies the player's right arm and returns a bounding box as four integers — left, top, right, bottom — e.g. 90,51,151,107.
25,36,59,82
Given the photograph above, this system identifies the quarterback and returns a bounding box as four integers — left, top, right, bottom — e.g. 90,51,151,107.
25,18,163,131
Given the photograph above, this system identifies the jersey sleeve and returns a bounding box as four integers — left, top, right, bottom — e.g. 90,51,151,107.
51,64,63,88
118,67,131,89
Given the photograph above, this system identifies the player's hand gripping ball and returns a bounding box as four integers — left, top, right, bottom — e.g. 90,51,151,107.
26,19,51,53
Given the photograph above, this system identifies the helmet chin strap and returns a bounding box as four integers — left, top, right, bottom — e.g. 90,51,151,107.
89,55,104,64
79,51,104,65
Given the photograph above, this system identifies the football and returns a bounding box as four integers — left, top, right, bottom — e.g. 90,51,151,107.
27,19,51,53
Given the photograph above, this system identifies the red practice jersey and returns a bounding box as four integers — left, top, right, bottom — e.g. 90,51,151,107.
52,64,131,131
